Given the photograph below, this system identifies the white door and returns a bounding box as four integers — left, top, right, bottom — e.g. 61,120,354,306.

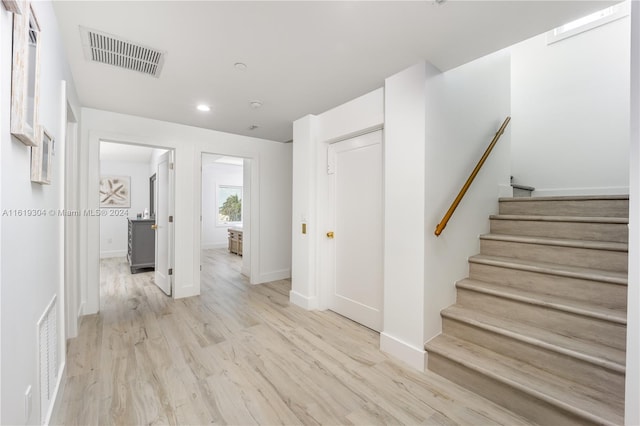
154,151,173,296
327,130,383,331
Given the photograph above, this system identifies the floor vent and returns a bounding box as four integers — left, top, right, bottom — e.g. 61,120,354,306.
37,295,58,424
80,26,165,78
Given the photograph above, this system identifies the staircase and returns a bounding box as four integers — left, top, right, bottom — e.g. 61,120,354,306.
425,195,628,426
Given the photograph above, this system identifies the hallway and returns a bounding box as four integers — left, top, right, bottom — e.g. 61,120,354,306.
52,250,531,425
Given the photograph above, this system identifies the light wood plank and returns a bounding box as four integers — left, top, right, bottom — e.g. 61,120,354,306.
52,251,530,426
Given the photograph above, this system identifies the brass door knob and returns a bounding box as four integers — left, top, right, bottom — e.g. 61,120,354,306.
151,224,158,230
326,231,334,239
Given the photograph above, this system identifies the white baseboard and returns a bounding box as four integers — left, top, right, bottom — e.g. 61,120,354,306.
77,301,85,318
99,249,126,259
46,361,66,425
256,268,291,284
533,186,629,197
289,290,318,310
202,243,227,250
380,332,426,371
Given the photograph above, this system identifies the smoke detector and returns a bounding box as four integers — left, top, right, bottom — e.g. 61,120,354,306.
80,27,166,78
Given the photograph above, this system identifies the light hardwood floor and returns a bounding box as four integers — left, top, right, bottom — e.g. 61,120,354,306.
52,249,532,425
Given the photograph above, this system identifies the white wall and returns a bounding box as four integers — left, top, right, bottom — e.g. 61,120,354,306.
423,51,511,343
0,1,81,424
511,14,630,195
99,159,153,258
79,108,292,314
626,1,639,424
201,162,243,249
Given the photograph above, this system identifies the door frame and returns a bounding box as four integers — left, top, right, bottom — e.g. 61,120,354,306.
93,139,176,309
197,152,258,283
317,126,385,311
154,149,175,296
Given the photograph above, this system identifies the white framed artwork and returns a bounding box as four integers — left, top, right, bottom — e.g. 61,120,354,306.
100,176,131,208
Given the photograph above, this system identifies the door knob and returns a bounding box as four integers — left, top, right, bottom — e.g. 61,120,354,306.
151,224,158,230
326,231,334,239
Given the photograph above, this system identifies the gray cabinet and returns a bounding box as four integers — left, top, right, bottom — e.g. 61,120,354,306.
127,219,155,273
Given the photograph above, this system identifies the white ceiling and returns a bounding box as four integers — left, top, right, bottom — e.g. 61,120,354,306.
53,1,618,142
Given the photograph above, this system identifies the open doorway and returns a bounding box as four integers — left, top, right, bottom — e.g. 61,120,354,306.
201,153,251,288
98,141,174,301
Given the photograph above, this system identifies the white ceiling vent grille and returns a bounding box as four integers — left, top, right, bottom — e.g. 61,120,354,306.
80,27,165,78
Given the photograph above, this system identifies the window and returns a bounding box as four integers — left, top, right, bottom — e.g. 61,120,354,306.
217,185,242,225
547,2,629,45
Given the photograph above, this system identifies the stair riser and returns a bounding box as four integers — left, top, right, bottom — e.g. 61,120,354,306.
427,353,601,426
490,219,628,243
480,239,628,273
499,199,629,218
442,318,625,400
468,262,627,310
456,289,626,350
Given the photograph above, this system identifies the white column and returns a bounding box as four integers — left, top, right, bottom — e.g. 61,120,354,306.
290,115,319,309
381,63,430,370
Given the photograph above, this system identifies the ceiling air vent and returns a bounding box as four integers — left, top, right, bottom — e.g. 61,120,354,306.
80,27,166,78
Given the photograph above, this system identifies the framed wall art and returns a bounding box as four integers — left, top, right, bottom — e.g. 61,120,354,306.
100,176,131,208
30,126,53,185
10,0,42,147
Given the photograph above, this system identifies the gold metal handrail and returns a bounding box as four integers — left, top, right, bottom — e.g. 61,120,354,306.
434,116,511,237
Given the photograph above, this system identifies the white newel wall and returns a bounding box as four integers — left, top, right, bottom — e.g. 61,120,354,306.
511,14,630,195
99,160,152,258
423,51,511,345
1,1,81,424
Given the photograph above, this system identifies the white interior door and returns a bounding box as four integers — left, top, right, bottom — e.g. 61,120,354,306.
327,130,383,331
154,151,173,296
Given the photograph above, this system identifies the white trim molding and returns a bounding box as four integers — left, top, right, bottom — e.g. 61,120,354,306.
289,290,318,310
380,332,426,371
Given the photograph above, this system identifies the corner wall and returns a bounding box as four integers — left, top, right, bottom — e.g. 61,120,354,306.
511,14,630,195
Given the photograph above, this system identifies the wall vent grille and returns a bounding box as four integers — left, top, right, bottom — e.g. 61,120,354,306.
37,295,58,424
80,27,165,78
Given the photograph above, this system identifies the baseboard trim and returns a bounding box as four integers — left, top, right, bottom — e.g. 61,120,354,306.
289,290,318,310
257,269,291,284
380,332,426,371
99,250,126,259
77,301,85,318
533,186,629,197
46,361,66,425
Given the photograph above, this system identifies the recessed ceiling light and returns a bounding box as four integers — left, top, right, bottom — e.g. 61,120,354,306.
249,100,263,109
234,62,247,71
197,104,210,112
